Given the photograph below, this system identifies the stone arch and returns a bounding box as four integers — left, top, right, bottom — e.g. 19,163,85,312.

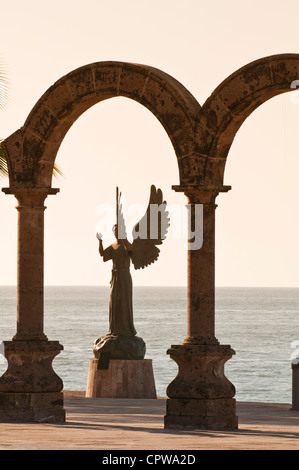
2,55,299,429
196,53,299,185
0,61,205,425
2,61,200,189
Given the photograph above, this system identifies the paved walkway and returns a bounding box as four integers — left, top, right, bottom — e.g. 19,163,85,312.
0,393,298,450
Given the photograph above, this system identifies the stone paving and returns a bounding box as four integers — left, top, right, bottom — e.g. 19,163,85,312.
0,394,298,450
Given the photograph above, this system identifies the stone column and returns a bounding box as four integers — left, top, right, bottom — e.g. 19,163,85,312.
185,187,219,345
164,185,238,430
0,187,65,422
15,189,52,340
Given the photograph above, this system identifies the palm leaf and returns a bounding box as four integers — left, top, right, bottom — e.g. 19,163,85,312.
0,63,63,179
0,142,63,179
52,162,64,180
0,63,9,177
0,142,8,177
0,64,9,111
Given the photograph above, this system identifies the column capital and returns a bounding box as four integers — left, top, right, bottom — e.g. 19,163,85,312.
2,187,59,206
172,184,231,204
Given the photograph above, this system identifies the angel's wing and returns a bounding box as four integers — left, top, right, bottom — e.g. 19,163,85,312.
131,185,170,270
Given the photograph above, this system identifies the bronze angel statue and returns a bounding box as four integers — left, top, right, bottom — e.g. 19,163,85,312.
93,185,170,361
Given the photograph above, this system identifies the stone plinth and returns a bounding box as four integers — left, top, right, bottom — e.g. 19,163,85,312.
0,392,65,423
165,398,236,430
164,343,238,430
291,362,299,411
0,340,65,422
86,358,157,399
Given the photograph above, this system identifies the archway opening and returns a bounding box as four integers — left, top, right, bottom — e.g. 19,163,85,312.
43,97,188,396
215,91,299,403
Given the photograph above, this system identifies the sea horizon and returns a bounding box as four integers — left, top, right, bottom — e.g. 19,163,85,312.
1,285,298,403
2,284,299,288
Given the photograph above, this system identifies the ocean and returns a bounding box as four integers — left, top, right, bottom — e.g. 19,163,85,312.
0,285,298,404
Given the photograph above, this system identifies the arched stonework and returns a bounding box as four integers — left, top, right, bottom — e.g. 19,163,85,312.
3,55,299,189
2,61,200,188
196,53,299,185
1,55,299,429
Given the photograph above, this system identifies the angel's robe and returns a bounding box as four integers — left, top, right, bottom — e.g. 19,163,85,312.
103,241,137,337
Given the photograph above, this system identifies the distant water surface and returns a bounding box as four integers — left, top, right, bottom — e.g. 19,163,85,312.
0,286,298,403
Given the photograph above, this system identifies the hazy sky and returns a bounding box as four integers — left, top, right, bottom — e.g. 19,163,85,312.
1,0,299,287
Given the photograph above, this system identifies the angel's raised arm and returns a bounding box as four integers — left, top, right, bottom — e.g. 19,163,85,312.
96,232,104,256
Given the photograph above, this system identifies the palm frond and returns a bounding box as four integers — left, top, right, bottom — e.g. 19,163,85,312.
0,65,9,110
0,142,8,177
0,141,63,180
0,62,63,180
0,62,9,177
53,163,64,180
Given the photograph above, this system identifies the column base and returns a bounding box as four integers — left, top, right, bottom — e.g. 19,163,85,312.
291,362,299,411
86,358,157,398
0,340,64,393
165,343,238,430
164,398,237,430
0,391,65,422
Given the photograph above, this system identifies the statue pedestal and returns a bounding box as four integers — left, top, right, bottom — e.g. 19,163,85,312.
86,358,157,399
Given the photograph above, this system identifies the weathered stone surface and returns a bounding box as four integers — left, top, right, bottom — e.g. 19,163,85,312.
65,65,96,103
118,65,149,98
40,80,74,121
93,62,121,96
0,341,63,393
24,99,59,142
268,55,299,88
166,344,235,400
3,55,299,188
164,397,238,430
2,61,199,188
212,62,273,117
86,359,157,399
291,362,299,411
165,397,236,416
0,392,65,423
177,153,202,186
198,54,299,182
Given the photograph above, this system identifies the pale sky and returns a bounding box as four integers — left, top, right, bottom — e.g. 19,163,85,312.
1,0,299,287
